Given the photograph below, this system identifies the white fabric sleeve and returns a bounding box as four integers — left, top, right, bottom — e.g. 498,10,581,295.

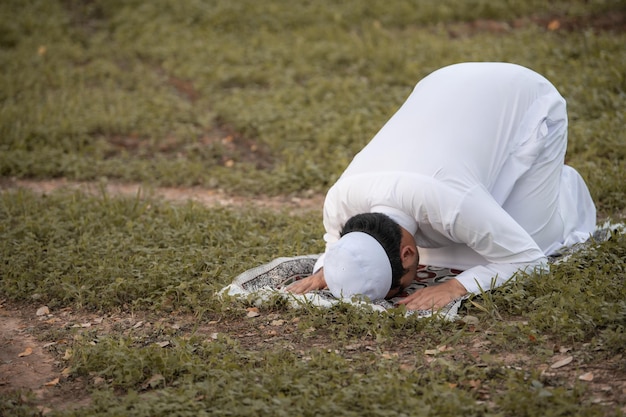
455,260,548,294
450,186,547,293
314,190,343,273
312,253,325,274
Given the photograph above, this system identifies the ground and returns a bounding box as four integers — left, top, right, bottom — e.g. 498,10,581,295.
2,295,625,414
1,180,625,414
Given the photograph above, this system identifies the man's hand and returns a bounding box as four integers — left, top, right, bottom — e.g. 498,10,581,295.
285,269,326,294
396,279,467,311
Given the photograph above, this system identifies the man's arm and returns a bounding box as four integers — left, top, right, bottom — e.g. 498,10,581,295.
285,268,326,294
396,279,468,310
397,185,548,311
453,261,547,294
396,259,547,310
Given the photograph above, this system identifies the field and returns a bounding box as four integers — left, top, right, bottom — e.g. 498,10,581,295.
1,1,625,416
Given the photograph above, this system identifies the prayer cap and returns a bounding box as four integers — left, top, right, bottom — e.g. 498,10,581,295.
324,232,392,301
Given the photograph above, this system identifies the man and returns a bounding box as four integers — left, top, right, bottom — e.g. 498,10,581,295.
287,62,596,311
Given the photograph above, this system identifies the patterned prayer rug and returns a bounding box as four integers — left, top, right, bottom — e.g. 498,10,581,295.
219,255,467,319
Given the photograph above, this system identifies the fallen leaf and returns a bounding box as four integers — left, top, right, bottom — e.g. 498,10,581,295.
461,315,479,325
270,319,285,326
247,310,260,318
143,374,165,389
579,372,594,382
399,364,415,372
156,341,170,348
344,343,362,351
550,356,573,369
547,19,560,31
425,344,453,355
63,349,72,360
61,367,72,377
44,377,59,387
18,347,33,357
36,306,50,316
133,321,143,329
93,376,106,387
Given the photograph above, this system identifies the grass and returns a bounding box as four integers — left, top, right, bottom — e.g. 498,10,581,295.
0,189,323,311
1,0,625,196
1,0,625,416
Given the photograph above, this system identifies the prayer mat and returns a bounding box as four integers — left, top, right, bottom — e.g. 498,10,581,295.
219,222,623,320
219,255,467,319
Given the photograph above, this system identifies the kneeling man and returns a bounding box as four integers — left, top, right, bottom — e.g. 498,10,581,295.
288,62,596,311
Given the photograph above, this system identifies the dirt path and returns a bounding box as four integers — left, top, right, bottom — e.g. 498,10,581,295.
1,178,325,214
0,301,92,413
0,309,56,395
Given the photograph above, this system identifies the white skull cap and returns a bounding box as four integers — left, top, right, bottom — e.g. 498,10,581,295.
324,232,392,301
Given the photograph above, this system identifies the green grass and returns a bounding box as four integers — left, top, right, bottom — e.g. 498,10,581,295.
1,0,625,197
1,0,625,416
0,189,323,311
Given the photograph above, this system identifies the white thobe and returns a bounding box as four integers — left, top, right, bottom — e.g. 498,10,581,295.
316,62,596,294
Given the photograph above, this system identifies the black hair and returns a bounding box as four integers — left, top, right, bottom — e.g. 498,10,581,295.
340,212,407,291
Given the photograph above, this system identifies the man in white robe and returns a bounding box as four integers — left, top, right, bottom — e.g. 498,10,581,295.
288,62,596,310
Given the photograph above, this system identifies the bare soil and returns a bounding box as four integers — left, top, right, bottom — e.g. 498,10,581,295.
1,178,325,214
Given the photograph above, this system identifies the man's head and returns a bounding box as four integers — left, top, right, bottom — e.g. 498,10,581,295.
324,213,419,300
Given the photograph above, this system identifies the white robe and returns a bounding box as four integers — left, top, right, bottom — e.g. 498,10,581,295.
316,62,596,294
